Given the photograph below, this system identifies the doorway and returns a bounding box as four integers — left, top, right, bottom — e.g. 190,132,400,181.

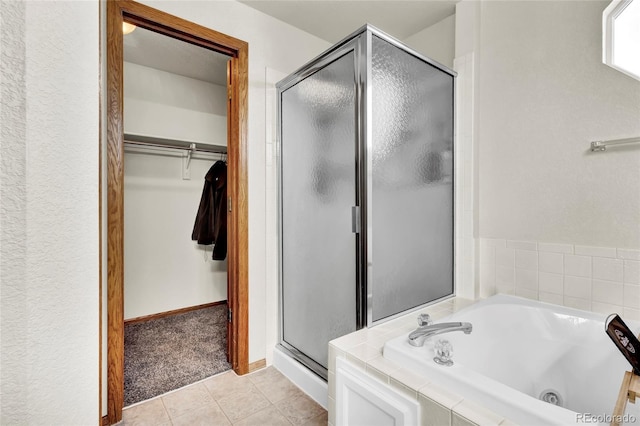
104,1,248,423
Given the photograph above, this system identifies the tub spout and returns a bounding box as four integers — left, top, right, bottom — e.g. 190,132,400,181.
408,322,473,347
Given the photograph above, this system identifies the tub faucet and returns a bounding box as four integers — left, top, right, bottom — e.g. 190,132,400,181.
408,320,473,347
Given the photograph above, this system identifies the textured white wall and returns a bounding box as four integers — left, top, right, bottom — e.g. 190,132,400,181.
403,14,456,69
1,0,99,424
477,1,640,248
124,152,228,319
1,0,28,422
264,67,287,366
124,62,227,146
123,61,229,319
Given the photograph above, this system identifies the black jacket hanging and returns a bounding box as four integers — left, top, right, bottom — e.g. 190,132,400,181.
192,160,227,260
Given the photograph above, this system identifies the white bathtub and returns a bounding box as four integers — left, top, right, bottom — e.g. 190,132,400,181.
383,295,640,425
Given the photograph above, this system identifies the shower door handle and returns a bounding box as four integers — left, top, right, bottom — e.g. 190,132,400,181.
352,206,361,233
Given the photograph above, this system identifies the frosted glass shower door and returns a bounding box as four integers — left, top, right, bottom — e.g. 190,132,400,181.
369,35,454,322
279,50,358,372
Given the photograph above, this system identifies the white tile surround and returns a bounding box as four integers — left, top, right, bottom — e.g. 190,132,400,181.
479,238,640,320
327,242,640,426
328,297,513,426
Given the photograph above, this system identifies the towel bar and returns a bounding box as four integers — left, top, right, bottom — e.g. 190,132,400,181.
591,137,640,152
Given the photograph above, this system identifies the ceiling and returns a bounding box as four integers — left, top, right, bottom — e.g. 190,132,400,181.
123,1,459,85
239,0,459,43
123,25,230,85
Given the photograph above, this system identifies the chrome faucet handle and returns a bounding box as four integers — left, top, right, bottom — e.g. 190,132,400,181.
417,313,432,326
434,339,454,366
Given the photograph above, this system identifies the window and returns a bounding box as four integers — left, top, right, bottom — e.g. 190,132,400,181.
603,0,640,80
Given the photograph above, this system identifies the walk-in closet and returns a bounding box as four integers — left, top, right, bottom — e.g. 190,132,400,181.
122,24,231,405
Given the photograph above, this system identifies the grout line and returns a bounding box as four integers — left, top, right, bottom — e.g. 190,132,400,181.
250,373,274,403
195,366,325,425
211,398,233,426
271,403,295,426
159,397,173,425
248,369,327,425
213,400,233,426
199,372,258,425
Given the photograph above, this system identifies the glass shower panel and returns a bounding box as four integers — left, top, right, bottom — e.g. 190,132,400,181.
280,51,357,369
370,35,454,322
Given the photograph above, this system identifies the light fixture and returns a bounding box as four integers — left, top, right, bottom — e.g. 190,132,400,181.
122,22,136,35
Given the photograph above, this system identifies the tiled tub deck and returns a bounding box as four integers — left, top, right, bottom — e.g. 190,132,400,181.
328,297,516,426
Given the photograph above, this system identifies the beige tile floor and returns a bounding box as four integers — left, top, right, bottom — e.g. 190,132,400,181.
122,367,327,426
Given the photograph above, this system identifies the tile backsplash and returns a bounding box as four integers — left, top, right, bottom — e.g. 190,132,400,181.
479,238,640,321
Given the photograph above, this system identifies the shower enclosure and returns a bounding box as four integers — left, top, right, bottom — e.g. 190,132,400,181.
277,25,455,379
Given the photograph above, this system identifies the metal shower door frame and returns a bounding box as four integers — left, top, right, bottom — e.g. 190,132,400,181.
276,35,367,380
362,27,458,326
276,24,458,379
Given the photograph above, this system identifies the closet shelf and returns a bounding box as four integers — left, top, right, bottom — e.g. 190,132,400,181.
124,133,227,154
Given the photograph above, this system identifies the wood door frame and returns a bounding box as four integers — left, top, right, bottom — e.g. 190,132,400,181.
104,1,249,423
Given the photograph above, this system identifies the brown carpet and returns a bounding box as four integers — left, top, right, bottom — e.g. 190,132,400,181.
124,304,231,406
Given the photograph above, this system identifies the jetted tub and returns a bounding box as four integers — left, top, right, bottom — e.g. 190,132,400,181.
383,295,640,425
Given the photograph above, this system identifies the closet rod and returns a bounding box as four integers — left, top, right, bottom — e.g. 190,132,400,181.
590,136,640,152
123,136,227,154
